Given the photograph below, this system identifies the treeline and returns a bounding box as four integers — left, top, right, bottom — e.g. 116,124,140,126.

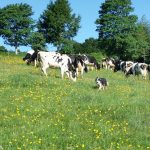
0,0,150,63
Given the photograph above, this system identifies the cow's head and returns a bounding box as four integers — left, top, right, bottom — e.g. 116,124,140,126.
140,64,147,70
23,50,35,65
23,53,31,61
67,58,77,81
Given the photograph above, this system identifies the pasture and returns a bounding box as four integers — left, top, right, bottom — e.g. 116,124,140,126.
0,53,150,150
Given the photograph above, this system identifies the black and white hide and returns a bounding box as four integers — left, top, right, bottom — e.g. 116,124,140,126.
69,54,88,78
37,51,77,81
82,54,100,71
114,60,134,73
23,50,39,67
125,63,148,79
102,58,115,70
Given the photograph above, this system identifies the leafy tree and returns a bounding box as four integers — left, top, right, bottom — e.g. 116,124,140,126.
81,38,100,53
134,16,150,63
59,39,76,54
28,32,46,51
38,0,80,51
72,38,101,54
72,42,83,54
96,0,138,58
0,46,7,52
0,3,34,54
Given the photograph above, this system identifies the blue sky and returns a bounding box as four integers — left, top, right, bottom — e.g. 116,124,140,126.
0,0,150,52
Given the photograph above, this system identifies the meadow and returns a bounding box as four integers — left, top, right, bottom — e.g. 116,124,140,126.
0,53,150,150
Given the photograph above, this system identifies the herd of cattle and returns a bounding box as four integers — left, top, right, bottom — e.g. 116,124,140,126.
23,50,150,82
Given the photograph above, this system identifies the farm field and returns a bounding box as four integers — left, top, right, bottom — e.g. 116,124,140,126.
0,53,150,150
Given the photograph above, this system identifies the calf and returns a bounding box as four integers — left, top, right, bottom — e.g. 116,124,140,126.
38,51,77,81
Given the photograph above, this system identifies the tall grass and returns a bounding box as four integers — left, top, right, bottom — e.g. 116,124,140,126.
0,53,150,150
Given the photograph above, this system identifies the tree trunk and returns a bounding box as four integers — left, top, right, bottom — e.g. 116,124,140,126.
15,46,18,55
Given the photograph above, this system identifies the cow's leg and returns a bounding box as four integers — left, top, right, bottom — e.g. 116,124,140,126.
80,67,84,78
61,68,65,79
41,63,48,76
41,67,47,76
142,70,147,80
76,68,79,77
34,59,37,67
65,71,70,79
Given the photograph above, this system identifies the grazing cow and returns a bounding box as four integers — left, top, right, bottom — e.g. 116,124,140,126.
69,54,88,78
37,51,77,81
95,77,109,90
23,50,34,63
147,64,150,72
102,58,115,70
125,63,148,79
23,50,39,67
114,60,134,72
82,54,100,70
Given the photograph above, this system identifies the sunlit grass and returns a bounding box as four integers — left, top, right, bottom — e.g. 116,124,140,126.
0,53,150,150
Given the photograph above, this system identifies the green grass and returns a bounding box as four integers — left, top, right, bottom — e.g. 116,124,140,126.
0,53,150,150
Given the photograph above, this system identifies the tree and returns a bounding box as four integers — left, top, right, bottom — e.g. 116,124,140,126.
81,38,100,53
59,39,76,54
0,3,34,54
133,16,150,63
0,46,7,52
28,32,46,51
38,0,80,50
96,0,137,58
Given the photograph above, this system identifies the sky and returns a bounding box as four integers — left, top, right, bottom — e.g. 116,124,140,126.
0,0,150,52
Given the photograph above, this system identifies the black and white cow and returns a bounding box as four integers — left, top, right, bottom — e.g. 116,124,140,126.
114,60,134,72
81,54,100,70
69,54,88,78
23,50,39,66
125,63,148,79
102,58,115,70
37,51,77,81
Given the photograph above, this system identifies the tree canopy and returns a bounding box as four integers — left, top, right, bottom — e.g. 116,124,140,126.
37,0,80,51
28,31,46,51
0,3,34,54
96,0,138,59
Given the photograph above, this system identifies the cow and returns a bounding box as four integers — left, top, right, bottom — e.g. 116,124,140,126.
114,60,134,72
81,54,100,71
37,51,77,81
69,54,88,78
125,63,148,79
102,58,115,70
23,50,39,67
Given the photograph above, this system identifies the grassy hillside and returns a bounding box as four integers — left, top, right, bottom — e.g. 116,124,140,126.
0,53,150,150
